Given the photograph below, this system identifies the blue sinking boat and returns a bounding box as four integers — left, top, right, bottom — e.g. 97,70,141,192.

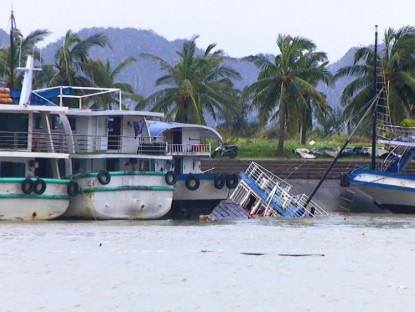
229,162,329,218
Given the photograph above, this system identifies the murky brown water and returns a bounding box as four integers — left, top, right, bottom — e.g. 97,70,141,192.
1,214,414,311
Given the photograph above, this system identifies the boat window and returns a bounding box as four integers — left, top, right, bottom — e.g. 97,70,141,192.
0,113,28,132
0,161,25,177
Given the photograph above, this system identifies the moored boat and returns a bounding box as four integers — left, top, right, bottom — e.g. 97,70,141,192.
32,87,175,220
0,55,73,220
342,126,415,213
146,120,238,219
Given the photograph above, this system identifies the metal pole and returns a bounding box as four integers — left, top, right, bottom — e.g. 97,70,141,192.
305,95,380,206
9,11,16,90
371,25,379,170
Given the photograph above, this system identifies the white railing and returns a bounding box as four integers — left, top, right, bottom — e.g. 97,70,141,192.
244,161,292,192
380,125,415,143
72,134,167,155
167,143,211,155
0,131,68,153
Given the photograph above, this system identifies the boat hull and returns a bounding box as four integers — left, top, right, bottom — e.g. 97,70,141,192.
64,171,174,220
166,174,230,219
0,178,70,221
349,168,415,213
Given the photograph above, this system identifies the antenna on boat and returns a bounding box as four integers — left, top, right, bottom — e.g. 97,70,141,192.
371,25,379,170
9,9,16,90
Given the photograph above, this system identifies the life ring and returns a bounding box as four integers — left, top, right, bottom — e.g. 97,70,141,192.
214,174,225,189
32,137,38,151
33,179,46,194
67,180,79,196
226,173,238,189
165,171,177,185
185,173,200,191
97,170,111,185
340,173,350,187
21,178,33,194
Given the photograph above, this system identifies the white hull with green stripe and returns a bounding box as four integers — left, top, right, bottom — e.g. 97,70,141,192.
0,178,71,221
63,171,174,220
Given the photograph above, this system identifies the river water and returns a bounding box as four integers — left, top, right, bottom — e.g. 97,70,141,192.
1,213,414,312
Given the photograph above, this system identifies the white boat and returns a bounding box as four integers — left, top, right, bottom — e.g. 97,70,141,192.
146,121,237,219
31,87,175,220
342,125,415,213
229,162,328,218
0,55,72,220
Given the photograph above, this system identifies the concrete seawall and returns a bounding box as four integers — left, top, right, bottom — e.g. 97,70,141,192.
201,158,391,214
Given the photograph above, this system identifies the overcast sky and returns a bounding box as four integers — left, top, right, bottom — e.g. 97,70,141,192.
1,0,414,62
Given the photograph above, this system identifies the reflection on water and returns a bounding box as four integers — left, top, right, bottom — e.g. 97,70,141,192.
1,213,414,312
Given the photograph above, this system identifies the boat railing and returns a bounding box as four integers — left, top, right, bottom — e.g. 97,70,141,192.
0,130,68,153
290,193,329,216
244,161,292,192
167,143,211,156
72,133,167,155
379,125,415,143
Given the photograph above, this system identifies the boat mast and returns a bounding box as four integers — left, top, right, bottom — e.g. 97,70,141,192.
9,10,17,90
371,25,378,170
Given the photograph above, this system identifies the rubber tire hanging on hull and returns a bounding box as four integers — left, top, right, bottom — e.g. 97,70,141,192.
21,178,33,194
33,179,46,194
67,180,79,196
226,173,238,189
186,173,200,191
97,170,111,185
165,171,177,185
214,174,225,189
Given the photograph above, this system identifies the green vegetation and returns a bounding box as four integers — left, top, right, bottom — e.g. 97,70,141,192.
138,36,240,124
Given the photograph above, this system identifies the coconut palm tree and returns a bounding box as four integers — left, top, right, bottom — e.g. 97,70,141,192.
0,27,50,89
243,34,331,155
335,26,415,128
39,30,109,87
139,36,240,124
83,57,142,109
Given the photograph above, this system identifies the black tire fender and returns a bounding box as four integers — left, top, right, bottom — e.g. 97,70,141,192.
33,179,46,195
67,180,79,196
165,171,177,185
97,170,111,185
21,178,33,194
214,174,225,189
185,173,200,191
226,173,238,189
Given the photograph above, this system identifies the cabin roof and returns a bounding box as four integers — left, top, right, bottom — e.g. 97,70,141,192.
146,120,222,140
65,109,164,118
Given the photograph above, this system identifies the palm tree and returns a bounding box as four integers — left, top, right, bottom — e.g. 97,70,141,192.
0,27,50,89
335,26,415,128
83,57,142,109
139,36,240,124
39,30,109,87
243,34,331,155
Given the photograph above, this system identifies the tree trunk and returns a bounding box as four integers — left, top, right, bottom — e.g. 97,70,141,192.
276,104,286,156
300,125,307,145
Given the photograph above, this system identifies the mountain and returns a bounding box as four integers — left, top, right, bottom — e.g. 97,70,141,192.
1,27,355,113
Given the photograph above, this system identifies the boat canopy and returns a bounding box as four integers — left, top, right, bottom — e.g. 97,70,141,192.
146,120,222,141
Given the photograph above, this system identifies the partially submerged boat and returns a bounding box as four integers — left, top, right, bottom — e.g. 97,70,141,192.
229,162,328,218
